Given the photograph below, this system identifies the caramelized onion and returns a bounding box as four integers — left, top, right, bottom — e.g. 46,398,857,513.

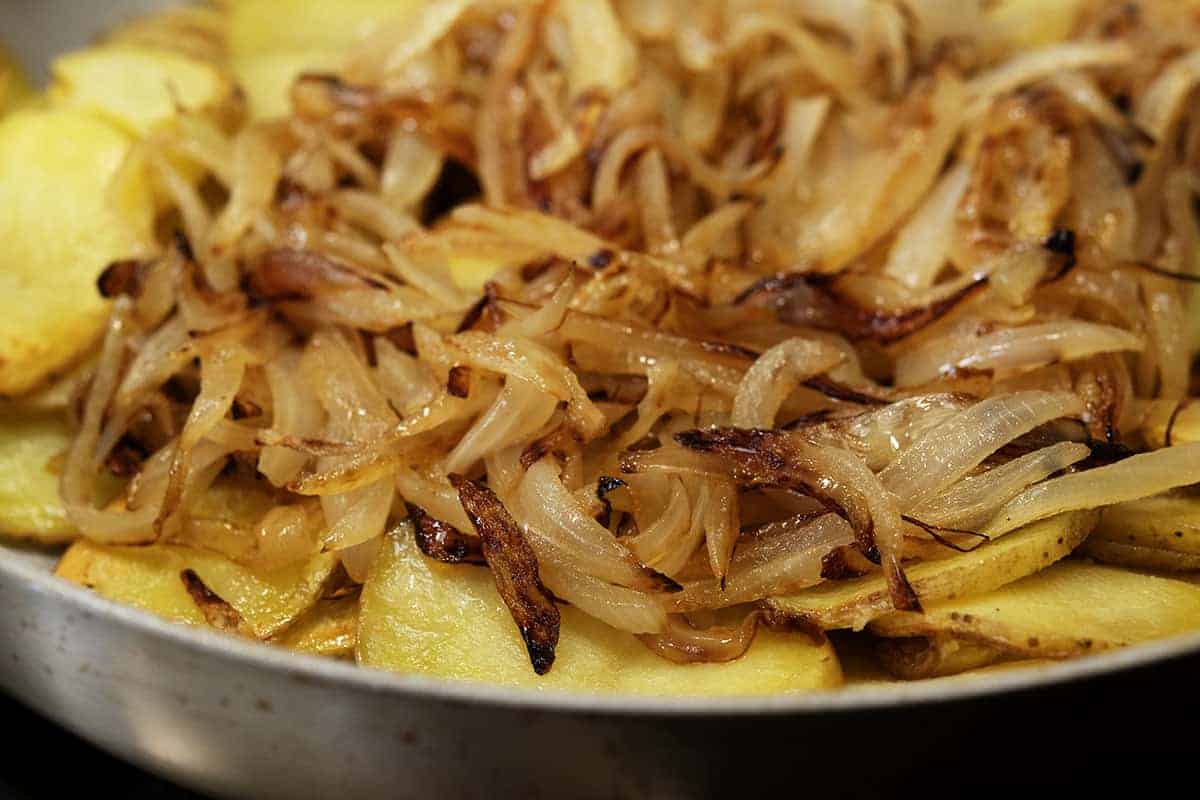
452,475,560,675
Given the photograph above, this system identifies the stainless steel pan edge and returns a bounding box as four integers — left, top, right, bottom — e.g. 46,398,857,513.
4,548,1200,799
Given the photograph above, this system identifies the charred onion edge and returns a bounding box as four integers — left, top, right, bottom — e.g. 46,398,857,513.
519,426,580,470
446,365,471,398
670,427,921,611
246,248,388,302
595,475,627,527
180,569,252,636
801,376,890,406
733,272,987,344
449,473,561,675
456,283,501,333
410,504,485,565
97,259,149,299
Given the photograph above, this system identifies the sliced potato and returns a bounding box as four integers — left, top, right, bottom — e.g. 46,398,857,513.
447,255,507,294
1094,493,1200,555
232,50,343,119
50,46,233,135
870,561,1200,658
273,594,360,658
56,540,338,638
1081,540,1200,573
358,528,843,694
229,0,422,118
0,409,75,543
766,511,1097,631
1085,494,1200,572
875,636,1005,680
0,108,154,395
229,0,419,53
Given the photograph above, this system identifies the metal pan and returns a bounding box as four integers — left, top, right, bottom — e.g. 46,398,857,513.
3,4,1200,797
4,544,1200,798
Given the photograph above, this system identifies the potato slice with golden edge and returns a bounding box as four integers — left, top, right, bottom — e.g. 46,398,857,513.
766,511,1097,631
870,561,1200,658
1084,493,1200,572
50,46,233,136
56,540,338,639
273,594,360,658
875,636,1005,681
1081,540,1200,573
229,0,422,118
358,528,842,694
1094,493,1200,555
0,109,155,395
0,410,75,543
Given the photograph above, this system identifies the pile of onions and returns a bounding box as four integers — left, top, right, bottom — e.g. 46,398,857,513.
64,0,1200,674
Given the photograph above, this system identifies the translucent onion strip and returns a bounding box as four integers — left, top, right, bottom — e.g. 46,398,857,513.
984,443,1200,537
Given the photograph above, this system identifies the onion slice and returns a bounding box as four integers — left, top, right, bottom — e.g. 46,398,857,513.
452,475,561,675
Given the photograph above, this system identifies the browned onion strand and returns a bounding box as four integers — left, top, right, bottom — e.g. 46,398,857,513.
61,0,1200,673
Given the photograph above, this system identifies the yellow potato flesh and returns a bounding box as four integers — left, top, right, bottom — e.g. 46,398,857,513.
0,108,154,395
1095,493,1200,555
358,529,843,695
1082,539,1200,573
767,511,1097,631
0,410,75,543
229,0,422,118
870,561,1200,658
51,46,231,136
56,540,338,639
447,255,507,294
273,594,360,658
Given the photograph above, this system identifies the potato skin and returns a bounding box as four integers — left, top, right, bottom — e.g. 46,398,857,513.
768,511,1097,631
870,561,1200,659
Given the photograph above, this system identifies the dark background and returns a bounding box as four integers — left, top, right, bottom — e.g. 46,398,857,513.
1,648,1196,799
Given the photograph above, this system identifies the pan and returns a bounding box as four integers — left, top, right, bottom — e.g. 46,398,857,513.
2,3,1199,797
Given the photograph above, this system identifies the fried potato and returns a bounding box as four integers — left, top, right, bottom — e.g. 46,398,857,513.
358,527,843,694
0,108,154,395
869,561,1200,658
1084,494,1200,572
56,540,338,639
50,46,233,136
875,636,1005,681
1094,493,1200,554
447,255,507,294
1081,540,1200,573
229,0,422,118
766,511,1097,631
232,50,342,119
0,409,75,543
272,594,360,658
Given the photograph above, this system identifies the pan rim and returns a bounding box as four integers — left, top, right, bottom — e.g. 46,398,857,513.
5,544,1199,716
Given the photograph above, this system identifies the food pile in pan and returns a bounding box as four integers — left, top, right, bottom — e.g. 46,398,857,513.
2,0,1200,693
